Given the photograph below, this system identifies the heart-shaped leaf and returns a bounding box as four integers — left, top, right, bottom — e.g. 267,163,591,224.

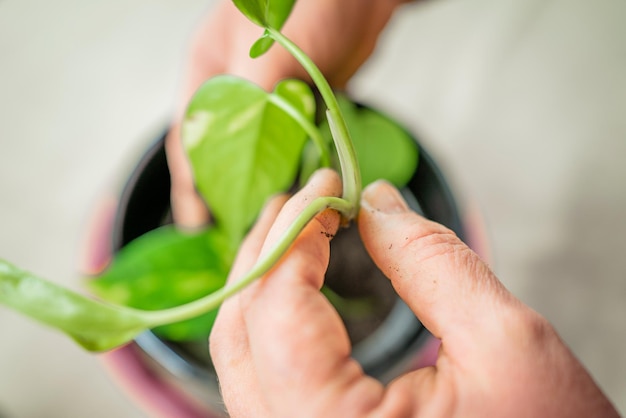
182,75,314,243
0,259,152,352
89,226,232,341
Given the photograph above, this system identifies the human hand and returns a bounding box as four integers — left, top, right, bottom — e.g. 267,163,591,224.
209,170,619,417
165,0,410,227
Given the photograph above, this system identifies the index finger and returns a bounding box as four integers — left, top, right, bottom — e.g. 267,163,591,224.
240,169,384,416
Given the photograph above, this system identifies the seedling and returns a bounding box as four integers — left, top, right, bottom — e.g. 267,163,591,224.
0,0,417,351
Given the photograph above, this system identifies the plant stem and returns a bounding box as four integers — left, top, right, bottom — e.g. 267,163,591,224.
268,94,330,167
142,196,353,326
267,27,361,220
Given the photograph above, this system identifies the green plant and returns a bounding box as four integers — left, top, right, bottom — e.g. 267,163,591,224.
0,0,417,351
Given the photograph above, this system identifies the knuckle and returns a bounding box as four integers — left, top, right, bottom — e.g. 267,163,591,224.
502,306,557,347
518,310,556,342
208,309,235,361
401,220,469,265
208,321,224,355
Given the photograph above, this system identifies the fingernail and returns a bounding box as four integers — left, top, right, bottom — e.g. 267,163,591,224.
362,180,409,214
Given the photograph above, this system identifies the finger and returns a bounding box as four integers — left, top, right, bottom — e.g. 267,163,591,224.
183,1,230,105
358,180,520,343
241,169,384,416
165,127,211,228
209,195,289,417
165,2,230,229
227,194,291,284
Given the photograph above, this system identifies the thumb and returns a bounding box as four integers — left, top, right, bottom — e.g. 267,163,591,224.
357,180,518,341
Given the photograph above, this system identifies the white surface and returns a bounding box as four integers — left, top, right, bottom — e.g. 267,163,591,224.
1,0,625,416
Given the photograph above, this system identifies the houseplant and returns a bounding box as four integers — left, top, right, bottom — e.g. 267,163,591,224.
0,0,471,415
91,125,466,416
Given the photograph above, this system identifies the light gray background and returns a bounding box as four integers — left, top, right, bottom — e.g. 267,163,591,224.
1,0,624,416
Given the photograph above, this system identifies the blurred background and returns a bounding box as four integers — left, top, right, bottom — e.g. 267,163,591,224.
1,0,624,416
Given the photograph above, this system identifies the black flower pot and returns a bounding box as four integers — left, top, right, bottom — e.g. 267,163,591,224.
100,113,473,417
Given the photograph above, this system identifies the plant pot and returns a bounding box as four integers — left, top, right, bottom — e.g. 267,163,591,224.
90,113,486,417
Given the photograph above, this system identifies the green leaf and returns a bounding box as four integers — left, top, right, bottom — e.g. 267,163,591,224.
273,78,316,117
0,259,151,352
250,35,275,58
232,0,297,29
89,226,232,341
265,0,297,30
232,0,265,26
322,96,419,188
182,75,312,243
299,141,328,187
